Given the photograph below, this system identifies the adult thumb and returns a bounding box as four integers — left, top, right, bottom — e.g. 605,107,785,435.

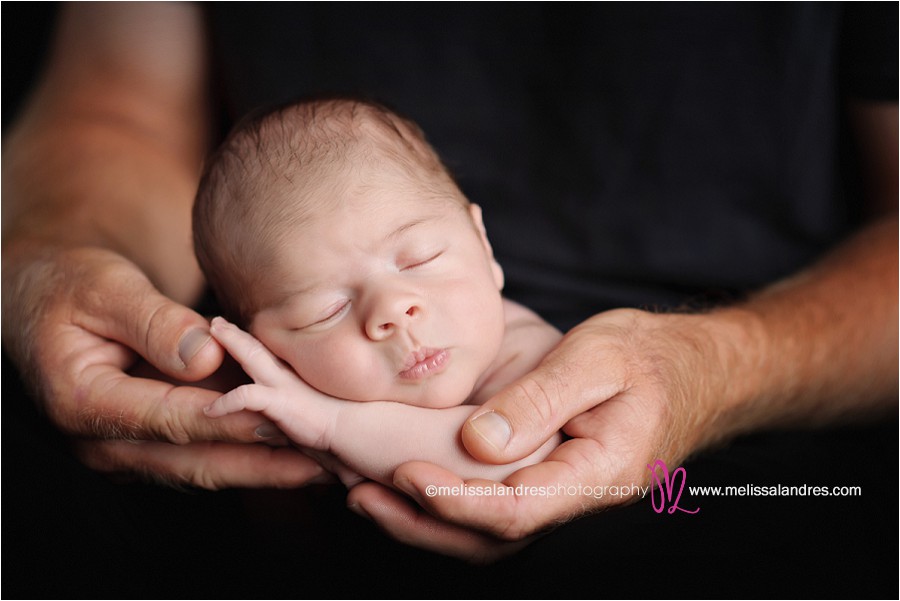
461,345,617,464
79,266,224,380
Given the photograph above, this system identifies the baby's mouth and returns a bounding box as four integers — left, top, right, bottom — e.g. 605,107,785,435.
398,348,450,380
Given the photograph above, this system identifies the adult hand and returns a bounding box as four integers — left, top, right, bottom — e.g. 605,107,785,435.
2,3,324,490
348,216,897,561
2,246,324,489
348,307,734,560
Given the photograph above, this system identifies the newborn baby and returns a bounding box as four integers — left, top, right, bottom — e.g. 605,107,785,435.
194,98,561,487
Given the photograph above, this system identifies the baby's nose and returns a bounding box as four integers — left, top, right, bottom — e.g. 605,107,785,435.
364,297,422,341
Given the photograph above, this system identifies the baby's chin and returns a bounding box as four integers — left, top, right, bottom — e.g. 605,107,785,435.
333,379,477,409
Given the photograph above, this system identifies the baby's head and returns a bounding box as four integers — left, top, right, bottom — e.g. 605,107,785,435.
194,99,506,408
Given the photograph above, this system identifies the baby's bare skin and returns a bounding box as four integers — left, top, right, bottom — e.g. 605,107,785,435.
205,298,561,487
196,100,566,489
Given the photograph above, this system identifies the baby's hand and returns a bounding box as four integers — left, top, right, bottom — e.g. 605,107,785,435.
204,317,342,451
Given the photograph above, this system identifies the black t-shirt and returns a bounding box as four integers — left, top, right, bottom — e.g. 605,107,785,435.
207,3,897,331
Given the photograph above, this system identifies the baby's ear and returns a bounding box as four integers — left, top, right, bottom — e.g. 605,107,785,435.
468,204,505,290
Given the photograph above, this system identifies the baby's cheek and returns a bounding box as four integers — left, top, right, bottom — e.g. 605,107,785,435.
449,285,504,343
291,337,383,401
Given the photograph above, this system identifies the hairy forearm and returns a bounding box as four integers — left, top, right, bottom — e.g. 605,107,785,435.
706,216,898,444
3,123,204,302
2,3,209,304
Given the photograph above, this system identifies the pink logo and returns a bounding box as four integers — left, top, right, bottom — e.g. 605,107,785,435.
647,459,700,514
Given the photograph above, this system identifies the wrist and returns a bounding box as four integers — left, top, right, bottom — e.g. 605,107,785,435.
574,308,767,464
630,308,768,462
692,306,771,447
3,233,204,308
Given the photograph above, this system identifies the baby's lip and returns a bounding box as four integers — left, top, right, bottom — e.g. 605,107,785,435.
398,348,450,380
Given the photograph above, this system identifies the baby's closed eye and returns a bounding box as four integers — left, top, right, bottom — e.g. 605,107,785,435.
290,299,351,331
400,250,444,271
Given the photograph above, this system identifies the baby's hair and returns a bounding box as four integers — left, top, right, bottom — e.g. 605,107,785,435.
193,97,464,325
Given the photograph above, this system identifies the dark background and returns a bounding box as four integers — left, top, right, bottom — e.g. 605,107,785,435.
2,3,897,598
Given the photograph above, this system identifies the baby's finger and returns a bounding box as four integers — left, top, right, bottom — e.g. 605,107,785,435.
209,317,291,385
204,383,274,417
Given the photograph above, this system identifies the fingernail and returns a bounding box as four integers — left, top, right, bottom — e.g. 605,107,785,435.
308,471,336,485
209,316,229,331
254,422,281,439
394,476,422,503
265,436,291,447
469,411,512,451
348,502,372,521
178,328,212,368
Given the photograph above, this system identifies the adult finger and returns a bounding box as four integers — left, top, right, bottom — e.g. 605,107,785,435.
47,319,278,443
390,430,640,543
77,438,327,490
71,253,224,381
347,482,526,563
461,322,627,464
71,356,286,444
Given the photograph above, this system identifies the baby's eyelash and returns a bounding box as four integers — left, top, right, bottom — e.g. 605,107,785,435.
403,251,444,270
310,300,350,327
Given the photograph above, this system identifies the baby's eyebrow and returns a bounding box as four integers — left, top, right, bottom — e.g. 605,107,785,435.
267,280,326,308
385,218,430,242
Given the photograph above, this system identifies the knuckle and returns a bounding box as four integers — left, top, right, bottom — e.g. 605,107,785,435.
73,439,114,472
143,301,170,351
79,438,224,492
158,414,193,446
510,375,561,428
493,514,532,542
227,386,251,411
244,339,269,364
135,461,203,491
453,498,533,542
228,383,258,410
144,301,192,359
185,466,223,491
147,389,194,445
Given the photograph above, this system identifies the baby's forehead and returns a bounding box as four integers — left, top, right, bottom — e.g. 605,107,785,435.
280,177,465,241
259,145,463,224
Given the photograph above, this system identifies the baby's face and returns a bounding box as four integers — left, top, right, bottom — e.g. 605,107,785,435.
250,166,506,408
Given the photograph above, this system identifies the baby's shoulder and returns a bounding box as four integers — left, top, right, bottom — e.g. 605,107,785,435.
468,299,562,405
501,298,562,348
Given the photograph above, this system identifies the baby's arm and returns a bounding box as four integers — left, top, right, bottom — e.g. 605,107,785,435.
204,317,558,487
